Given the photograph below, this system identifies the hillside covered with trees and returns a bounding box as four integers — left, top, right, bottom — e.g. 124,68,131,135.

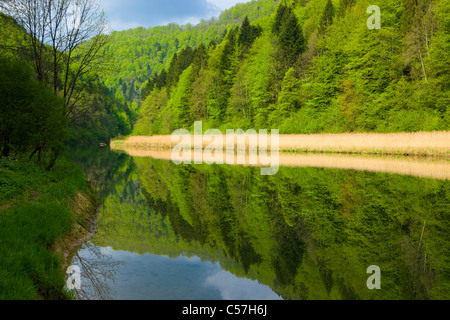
98,0,279,135
1,0,448,301
2,0,449,153
132,0,449,136
0,6,130,153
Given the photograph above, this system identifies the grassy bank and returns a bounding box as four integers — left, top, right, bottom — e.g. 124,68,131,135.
0,157,97,300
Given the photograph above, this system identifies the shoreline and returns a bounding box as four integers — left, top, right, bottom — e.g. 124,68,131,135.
113,147,450,180
111,131,450,158
0,158,100,300
53,190,100,275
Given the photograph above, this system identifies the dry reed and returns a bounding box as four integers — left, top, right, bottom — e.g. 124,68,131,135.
112,131,450,157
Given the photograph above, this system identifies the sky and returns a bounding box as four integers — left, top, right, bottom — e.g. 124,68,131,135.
100,0,253,31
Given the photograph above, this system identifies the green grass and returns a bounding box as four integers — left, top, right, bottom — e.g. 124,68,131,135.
0,157,90,300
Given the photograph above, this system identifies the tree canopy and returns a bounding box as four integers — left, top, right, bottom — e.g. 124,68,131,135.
134,0,449,136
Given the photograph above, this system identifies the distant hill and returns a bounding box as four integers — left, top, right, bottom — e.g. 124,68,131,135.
99,0,279,106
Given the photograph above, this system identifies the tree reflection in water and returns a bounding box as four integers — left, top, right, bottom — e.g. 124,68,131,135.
69,146,450,300
69,242,123,300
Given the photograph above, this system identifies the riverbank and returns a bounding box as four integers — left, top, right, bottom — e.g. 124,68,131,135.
112,131,450,157
0,157,98,300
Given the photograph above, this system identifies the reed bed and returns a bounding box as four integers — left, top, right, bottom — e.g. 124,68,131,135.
112,131,450,157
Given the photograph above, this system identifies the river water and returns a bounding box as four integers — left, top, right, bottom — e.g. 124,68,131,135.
68,146,450,300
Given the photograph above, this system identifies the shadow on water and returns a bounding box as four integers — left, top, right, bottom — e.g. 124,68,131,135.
67,145,450,300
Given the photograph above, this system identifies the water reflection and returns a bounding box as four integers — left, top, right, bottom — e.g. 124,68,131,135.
70,147,450,300
116,147,450,180
72,247,281,300
70,242,122,300
206,270,282,300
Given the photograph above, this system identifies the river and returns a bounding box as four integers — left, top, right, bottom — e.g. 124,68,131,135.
68,146,450,300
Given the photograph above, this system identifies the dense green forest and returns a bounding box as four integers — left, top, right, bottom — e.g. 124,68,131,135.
132,0,449,135
76,149,449,300
0,1,108,299
0,9,127,161
0,0,281,146
3,0,448,150
99,0,279,135
1,0,449,301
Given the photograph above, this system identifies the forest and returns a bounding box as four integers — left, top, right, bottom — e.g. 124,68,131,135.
128,0,450,136
0,11,119,164
0,0,117,299
2,0,449,159
100,0,279,136
0,0,449,301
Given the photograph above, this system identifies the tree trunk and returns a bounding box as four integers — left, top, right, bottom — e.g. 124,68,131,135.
418,47,428,82
2,138,10,158
46,148,61,171
29,147,39,160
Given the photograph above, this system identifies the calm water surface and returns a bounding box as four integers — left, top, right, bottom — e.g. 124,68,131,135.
69,147,450,300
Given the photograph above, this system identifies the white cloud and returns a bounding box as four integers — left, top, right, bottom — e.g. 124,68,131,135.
100,0,253,30
206,0,252,12
206,269,282,300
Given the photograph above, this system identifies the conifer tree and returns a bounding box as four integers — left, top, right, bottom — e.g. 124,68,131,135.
217,28,240,122
401,0,420,33
142,78,155,99
239,16,262,53
167,53,179,89
278,67,301,116
273,3,293,34
319,0,335,34
239,16,253,47
338,0,356,17
155,70,167,90
191,44,208,76
166,47,195,91
279,13,306,66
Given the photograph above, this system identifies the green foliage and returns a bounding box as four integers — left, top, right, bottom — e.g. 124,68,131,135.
319,0,335,34
278,11,307,66
166,47,195,91
273,67,302,122
0,11,125,149
97,0,278,114
273,3,293,34
238,15,263,51
0,157,90,300
90,155,450,300
0,58,68,162
169,66,195,129
338,0,356,17
133,0,448,135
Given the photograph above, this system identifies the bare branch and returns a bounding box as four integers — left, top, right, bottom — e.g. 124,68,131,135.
0,0,110,123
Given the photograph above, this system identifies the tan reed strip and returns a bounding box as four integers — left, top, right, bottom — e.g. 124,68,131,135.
115,147,450,181
112,131,450,157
